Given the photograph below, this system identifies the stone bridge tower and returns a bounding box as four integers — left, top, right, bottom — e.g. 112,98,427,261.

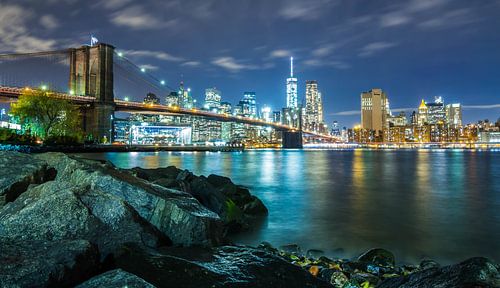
69,43,115,142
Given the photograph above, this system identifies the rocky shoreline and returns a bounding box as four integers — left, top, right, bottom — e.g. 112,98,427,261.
0,151,498,287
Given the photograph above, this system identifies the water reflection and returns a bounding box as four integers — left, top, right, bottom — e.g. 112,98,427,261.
79,150,500,264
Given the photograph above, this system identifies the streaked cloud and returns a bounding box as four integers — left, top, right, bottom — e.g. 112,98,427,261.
330,110,360,116
181,61,201,67
120,49,184,62
279,0,337,21
212,57,256,72
39,15,59,30
269,49,292,59
358,41,398,57
463,104,500,109
110,5,177,30
139,64,159,71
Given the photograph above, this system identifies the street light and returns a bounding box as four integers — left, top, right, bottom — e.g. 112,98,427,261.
140,68,146,73
40,85,47,91
160,80,165,85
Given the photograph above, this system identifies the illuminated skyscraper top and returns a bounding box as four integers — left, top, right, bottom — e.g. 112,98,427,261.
286,57,298,109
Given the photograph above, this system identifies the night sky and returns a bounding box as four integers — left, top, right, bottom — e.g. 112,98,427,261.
1,0,499,127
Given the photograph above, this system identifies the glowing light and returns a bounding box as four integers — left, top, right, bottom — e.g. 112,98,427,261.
69,90,74,95
140,68,146,72
40,85,47,91
117,52,123,57
124,97,129,101
160,80,165,85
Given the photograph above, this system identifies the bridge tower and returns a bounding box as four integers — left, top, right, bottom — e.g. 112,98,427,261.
69,43,115,142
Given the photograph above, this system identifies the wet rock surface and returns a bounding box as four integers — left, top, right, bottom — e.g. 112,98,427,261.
113,244,331,288
75,269,156,288
0,151,55,208
130,166,268,233
0,238,99,288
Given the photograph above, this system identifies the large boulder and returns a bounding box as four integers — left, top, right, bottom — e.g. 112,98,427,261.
0,151,55,208
113,244,332,288
0,238,99,288
357,248,395,267
378,257,500,288
0,181,170,259
75,269,156,288
35,153,224,247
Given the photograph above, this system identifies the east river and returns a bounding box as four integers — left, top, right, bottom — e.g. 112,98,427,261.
80,149,500,264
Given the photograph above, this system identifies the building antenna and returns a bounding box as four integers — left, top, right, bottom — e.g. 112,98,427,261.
290,57,294,78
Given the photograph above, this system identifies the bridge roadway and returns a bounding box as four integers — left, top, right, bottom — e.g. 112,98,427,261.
0,86,337,139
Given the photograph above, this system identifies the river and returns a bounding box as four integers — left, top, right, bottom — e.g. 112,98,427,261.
79,149,500,265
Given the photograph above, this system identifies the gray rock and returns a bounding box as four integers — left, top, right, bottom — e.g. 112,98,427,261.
0,151,55,208
75,269,156,288
113,244,332,288
0,238,99,288
419,259,440,270
0,181,169,258
378,257,500,288
357,248,396,267
35,153,224,247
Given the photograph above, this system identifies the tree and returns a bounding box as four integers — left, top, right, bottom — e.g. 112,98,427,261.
10,89,82,140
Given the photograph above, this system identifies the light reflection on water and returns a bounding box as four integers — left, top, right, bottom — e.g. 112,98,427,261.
79,150,500,264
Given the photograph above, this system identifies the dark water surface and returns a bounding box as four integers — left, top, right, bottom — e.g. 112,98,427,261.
79,149,500,264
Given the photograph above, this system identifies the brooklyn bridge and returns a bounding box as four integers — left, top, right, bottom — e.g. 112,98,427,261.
0,43,337,148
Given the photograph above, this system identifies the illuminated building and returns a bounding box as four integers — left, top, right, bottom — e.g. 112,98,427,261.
330,121,340,137
361,88,389,136
286,57,298,109
387,112,407,127
243,92,257,118
261,105,272,122
427,96,446,124
304,80,324,132
165,92,179,107
417,99,428,126
178,81,194,109
143,92,160,105
205,88,222,110
220,102,232,142
446,103,462,127
273,111,281,123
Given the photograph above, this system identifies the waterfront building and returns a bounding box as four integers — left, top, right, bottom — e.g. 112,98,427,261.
446,103,462,127
304,80,324,132
427,96,446,124
205,88,222,111
273,111,281,123
330,121,341,137
417,99,428,126
220,102,233,142
261,105,272,122
243,92,257,118
286,57,298,109
387,112,407,127
165,92,179,107
143,92,160,105
361,88,389,135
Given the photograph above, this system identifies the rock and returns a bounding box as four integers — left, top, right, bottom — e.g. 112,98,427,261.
131,166,181,181
306,249,325,259
378,257,500,288
0,238,99,288
279,243,303,256
75,269,156,288
330,271,349,287
357,248,396,267
113,244,332,288
152,178,177,188
258,241,278,254
419,259,440,270
350,272,380,286
0,181,170,259
0,151,55,208
243,196,268,215
35,153,224,247
207,174,232,187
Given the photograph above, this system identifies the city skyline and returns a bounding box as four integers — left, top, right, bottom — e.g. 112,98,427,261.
0,1,499,128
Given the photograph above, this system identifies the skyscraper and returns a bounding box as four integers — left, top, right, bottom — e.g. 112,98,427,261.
178,81,194,109
427,96,446,124
286,57,298,109
417,99,428,126
304,80,324,132
243,92,257,118
204,87,222,111
446,103,462,127
361,88,389,134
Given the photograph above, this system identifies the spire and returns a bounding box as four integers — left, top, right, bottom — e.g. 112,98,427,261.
419,99,427,109
290,57,294,78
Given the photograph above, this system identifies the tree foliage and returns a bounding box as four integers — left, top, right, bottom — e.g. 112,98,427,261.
10,89,82,140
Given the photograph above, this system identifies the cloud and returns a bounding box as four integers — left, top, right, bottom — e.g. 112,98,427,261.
418,8,478,29
303,59,350,69
269,49,292,58
110,5,177,30
463,104,500,109
98,0,132,10
181,61,201,67
330,110,360,116
39,15,59,30
120,49,184,62
139,64,159,71
312,44,335,57
380,13,411,27
279,0,337,20
0,4,57,53
212,57,257,72
358,41,398,57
